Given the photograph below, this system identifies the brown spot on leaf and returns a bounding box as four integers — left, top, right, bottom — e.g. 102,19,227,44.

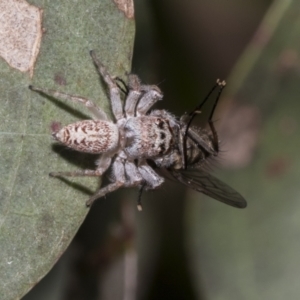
0,0,43,77
113,0,134,19
54,73,67,86
51,121,62,134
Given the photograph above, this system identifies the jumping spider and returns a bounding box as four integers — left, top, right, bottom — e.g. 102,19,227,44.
29,51,247,210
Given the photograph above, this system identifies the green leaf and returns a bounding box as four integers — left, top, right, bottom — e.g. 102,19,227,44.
0,1,135,299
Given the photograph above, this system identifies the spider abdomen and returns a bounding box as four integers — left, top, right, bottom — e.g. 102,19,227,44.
53,120,119,154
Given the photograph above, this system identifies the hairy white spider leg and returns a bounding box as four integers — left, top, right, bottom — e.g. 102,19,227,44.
49,154,112,178
28,85,108,120
86,156,126,206
124,161,143,186
178,127,186,167
50,170,103,177
136,85,163,116
95,154,113,172
138,163,164,189
90,50,124,120
124,74,142,117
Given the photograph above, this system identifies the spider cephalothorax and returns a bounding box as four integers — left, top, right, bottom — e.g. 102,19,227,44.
29,51,246,210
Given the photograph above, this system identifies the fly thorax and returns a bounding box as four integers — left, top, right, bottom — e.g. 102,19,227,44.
186,140,206,166
153,150,182,169
185,128,217,166
124,116,173,159
52,120,119,154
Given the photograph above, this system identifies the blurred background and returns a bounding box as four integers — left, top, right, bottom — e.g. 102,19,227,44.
24,0,300,299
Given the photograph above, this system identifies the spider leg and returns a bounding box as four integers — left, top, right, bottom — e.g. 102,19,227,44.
90,50,124,120
124,161,164,211
136,84,163,116
124,161,143,186
29,85,107,120
49,154,112,177
50,170,103,177
124,74,142,117
86,156,126,206
138,163,164,189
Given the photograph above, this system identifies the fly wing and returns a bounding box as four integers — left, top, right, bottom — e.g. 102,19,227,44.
170,168,247,208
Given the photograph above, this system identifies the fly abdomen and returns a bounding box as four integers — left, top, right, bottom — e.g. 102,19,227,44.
53,120,119,154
